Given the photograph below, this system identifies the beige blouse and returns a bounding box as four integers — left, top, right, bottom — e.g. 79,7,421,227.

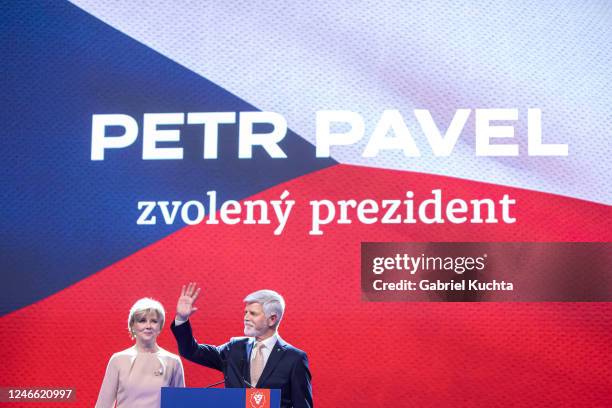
95,346,185,408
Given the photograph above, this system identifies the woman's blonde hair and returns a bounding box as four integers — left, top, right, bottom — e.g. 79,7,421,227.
127,297,165,338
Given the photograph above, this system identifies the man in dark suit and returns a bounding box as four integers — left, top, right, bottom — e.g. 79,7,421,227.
171,283,313,408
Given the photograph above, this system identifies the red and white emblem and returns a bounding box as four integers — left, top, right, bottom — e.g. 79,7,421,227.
250,391,265,407
246,388,270,408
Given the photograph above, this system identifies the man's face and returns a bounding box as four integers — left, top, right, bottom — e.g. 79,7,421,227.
244,302,274,339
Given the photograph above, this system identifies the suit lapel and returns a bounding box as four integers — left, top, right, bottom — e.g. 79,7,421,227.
256,338,286,387
245,339,254,385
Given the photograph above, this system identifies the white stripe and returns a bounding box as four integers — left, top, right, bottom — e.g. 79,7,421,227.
70,0,612,204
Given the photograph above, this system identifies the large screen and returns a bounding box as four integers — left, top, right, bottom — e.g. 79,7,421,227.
2,1,611,406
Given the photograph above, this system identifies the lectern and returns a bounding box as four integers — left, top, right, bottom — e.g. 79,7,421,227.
161,387,281,408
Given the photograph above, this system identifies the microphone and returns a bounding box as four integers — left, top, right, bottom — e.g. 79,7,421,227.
205,356,228,388
205,379,226,388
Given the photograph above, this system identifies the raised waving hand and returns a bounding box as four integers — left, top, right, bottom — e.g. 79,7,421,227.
176,282,201,321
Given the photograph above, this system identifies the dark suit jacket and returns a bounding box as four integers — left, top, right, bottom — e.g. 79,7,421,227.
171,320,313,408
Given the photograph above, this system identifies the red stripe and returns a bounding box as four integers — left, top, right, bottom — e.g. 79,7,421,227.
2,165,610,406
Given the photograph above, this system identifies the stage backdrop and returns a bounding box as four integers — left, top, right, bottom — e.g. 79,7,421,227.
2,1,611,407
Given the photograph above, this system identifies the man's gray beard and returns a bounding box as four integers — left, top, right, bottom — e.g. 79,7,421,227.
244,325,265,337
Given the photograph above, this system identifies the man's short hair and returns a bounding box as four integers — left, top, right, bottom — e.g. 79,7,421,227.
244,289,285,327
127,297,166,338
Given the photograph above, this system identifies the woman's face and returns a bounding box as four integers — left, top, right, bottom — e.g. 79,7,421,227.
131,310,161,345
